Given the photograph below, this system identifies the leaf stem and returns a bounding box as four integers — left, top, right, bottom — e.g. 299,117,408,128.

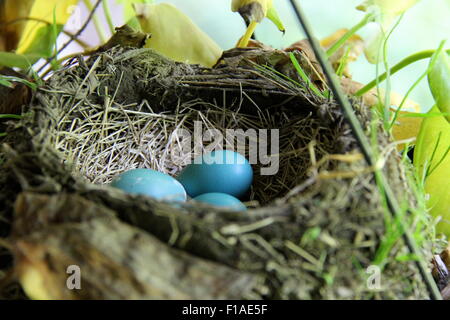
0,114,22,120
389,41,446,130
83,0,107,43
356,49,450,96
381,14,404,127
102,0,115,34
326,13,373,57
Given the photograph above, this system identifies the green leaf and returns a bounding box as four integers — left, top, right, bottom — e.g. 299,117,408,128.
400,112,450,118
414,105,450,237
21,24,64,59
0,75,37,90
0,78,13,88
0,51,41,69
428,49,450,123
15,0,79,54
289,52,325,98
0,114,23,120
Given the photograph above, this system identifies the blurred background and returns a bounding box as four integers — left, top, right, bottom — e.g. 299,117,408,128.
63,0,450,111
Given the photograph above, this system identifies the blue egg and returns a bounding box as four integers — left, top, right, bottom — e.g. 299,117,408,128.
193,193,247,211
110,168,186,201
176,150,253,198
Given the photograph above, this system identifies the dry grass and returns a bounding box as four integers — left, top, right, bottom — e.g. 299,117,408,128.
41,50,343,206
50,78,340,206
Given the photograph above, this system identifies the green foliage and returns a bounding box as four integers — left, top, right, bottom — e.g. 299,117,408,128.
326,13,374,58
0,77,13,88
0,114,23,137
428,47,450,123
0,75,37,90
22,23,63,60
414,106,450,236
355,49,450,97
0,52,40,69
0,114,23,120
289,52,326,98
335,46,351,77
389,41,447,130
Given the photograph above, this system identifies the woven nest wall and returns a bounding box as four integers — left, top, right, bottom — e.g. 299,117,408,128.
0,46,437,299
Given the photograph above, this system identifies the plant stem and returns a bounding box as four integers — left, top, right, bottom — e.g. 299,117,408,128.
356,49,450,96
289,52,325,98
326,13,373,57
381,14,404,128
102,0,115,34
389,41,446,130
83,0,107,43
237,21,258,48
0,114,22,120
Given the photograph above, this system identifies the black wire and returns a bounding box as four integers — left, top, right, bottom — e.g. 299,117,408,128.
287,0,442,300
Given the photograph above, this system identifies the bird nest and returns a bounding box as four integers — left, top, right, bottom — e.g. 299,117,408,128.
0,45,440,299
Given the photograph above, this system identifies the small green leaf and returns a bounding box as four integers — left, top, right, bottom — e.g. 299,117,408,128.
428,49,450,123
0,114,23,120
0,75,37,90
0,77,13,88
395,253,420,262
16,0,79,54
289,52,325,98
400,112,450,118
0,51,41,69
21,24,64,59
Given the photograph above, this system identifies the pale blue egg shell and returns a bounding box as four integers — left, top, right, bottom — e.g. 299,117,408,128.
176,150,253,198
193,193,247,211
110,168,186,201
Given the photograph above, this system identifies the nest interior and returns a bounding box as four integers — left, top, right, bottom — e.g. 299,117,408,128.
0,46,439,299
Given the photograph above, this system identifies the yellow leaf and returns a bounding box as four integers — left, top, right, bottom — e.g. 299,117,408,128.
414,105,450,237
16,0,78,54
134,3,223,68
0,0,35,51
321,29,364,77
18,262,53,300
391,111,423,150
